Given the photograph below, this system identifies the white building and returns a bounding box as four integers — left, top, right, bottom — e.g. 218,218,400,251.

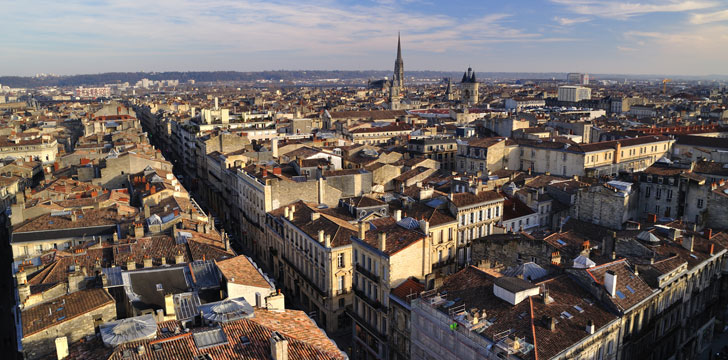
558,86,592,102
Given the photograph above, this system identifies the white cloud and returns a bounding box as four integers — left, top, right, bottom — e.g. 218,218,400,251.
690,9,728,24
553,16,591,25
550,0,717,19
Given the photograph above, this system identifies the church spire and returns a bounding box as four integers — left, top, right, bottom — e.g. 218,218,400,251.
396,32,402,62
393,32,404,91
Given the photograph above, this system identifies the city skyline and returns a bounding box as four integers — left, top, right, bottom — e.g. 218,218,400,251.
3,0,728,76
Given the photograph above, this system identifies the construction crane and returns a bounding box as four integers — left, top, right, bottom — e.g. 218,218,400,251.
662,78,672,94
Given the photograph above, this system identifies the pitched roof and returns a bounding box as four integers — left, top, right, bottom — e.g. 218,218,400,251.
216,256,273,289
22,288,114,337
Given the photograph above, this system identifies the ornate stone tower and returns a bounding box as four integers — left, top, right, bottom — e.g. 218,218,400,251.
460,67,479,105
393,33,404,91
389,33,404,109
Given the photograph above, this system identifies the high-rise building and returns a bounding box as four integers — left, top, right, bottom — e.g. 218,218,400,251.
567,72,590,85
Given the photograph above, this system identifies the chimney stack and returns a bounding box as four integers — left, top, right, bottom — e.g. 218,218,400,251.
144,204,150,218
604,270,617,297
358,221,367,240
394,209,402,222
586,319,595,334
270,331,289,360
325,234,331,248
175,251,184,264
143,256,153,268
683,235,694,252
126,260,136,271
378,233,387,252
318,230,325,244
546,316,556,331
255,292,263,308
164,293,175,317
55,336,69,360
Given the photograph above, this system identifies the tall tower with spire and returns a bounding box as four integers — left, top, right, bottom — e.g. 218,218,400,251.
389,33,404,110
392,32,404,91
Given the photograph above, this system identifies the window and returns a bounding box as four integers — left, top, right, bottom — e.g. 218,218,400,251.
338,276,345,291
656,188,661,200
666,189,672,200
337,253,345,268
645,186,651,198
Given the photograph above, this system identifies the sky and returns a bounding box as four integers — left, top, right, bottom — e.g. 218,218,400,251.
2,0,728,76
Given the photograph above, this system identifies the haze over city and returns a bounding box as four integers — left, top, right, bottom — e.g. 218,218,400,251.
3,0,728,76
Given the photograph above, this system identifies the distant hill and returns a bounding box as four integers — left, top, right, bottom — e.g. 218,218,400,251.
1,71,726,88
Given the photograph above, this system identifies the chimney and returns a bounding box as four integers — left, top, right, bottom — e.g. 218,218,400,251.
112,231,119,244
18,282,30,305
272,138,279,158
55,336,69,360
175,251,184,264
311,212,320,221
266,290,285,312
67,268,84,293
134,223,144,238
284,207,289,219
604,270,617,297
378,233,387,252
394,209,402,221
419,218,429,235
586,319,595,334
683,235,694,252
255,292,263,308
126,260,136,271
161,257,167,265
288,206,295,221
358,221,367,240
542,288,553,304
143,256,153,268
144,204,150,218
270,331,289,360
70,212,77,222
16,268,27,287
325,235,331,248
164,293,175,317
546,316,556,331
318,230,325,244
100,271,108,287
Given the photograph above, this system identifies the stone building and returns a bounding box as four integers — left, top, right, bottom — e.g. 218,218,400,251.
456,137,507,174
350,216,429,360
460,67,479,105
19,288,116,360
573,181,637,230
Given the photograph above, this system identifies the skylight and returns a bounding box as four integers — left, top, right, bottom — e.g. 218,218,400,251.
625,285,636,294
193,328,229,349
616,291,626,299
556,239,567,246
561,311,573,319
573,305,584,313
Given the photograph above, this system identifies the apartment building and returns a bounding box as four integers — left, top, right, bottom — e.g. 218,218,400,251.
448,188,505,264
456,137,507,174
265,201,355,334
410,266,621,360
407,137,458,170
514,135,674,177
350,216,429,360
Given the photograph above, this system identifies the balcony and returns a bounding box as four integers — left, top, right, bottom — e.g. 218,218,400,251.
432,258,455,269
354,288,387,313
356,263,380,282
335,288,350,296
347,308,387,341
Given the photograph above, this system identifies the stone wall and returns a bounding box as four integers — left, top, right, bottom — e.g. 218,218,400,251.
22,302,116,360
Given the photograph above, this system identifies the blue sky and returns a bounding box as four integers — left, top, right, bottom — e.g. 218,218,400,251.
2,0,727,76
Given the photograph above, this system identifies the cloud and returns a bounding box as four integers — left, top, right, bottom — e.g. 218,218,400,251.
553,16,591,25
550,0,717,19
617,46,638,51
690,9,728,24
